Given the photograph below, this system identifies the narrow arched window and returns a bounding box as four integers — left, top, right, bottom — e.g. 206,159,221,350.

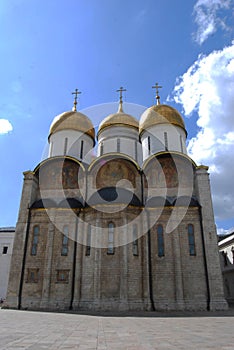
148,136,151,155
31,226,39,256
64,137,68,155
86,224,91,256
61,225,69,256
107,222,114,254
132,224,139,256
117,138,120,152
188,224,196,256
80,140,84,159
157,225,164,257
164,132,168,151
100,142,104,156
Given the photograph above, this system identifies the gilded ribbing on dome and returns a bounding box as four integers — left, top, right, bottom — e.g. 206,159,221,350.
139,104,186,135
49,111,95,139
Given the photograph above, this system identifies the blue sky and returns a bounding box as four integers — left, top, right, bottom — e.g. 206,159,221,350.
0,0,233,234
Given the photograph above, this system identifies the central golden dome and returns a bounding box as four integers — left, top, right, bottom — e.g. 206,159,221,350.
98,111,139,136
139,104,186,135
49,111,95,140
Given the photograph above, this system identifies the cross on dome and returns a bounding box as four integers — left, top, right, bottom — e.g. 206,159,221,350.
152,82,162,105
116,86,126,113
72,88,81,111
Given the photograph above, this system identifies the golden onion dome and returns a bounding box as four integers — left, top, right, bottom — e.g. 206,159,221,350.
98,110,139,136
48,111,95,140
139,104,187,136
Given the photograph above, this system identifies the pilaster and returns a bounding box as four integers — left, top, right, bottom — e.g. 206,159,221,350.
172,224,185,309
6,171,38,308
40,217,55,308
195,166,228,310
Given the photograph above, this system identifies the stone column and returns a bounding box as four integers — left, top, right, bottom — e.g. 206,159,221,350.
195,165,228,310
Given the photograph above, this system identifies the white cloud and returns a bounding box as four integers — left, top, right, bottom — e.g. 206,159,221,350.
217,226,234,236
172,42,234,227
0,119,13,134
193,0,232,44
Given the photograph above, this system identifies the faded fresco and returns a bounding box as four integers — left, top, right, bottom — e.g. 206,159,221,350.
95,159,136,188
38,159,81,190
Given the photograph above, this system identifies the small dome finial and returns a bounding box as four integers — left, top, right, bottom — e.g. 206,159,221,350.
71,88,81,111
116,86,126,113
152,82,163,105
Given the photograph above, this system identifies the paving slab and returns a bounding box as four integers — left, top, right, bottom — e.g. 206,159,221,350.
0,308,234,349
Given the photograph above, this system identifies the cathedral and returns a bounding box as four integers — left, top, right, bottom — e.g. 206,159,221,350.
6,86,228,311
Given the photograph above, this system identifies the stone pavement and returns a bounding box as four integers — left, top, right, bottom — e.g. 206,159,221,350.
0,308,234,350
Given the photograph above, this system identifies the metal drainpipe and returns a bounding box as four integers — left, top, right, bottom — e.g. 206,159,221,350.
69,211,79,310
18,208,31,310
198,206,211,311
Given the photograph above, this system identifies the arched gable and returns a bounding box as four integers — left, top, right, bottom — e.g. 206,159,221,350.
88,153,141,190
143,152,196,190
34,156,85,190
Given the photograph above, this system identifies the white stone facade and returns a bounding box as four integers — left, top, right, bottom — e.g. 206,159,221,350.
0,228,15,300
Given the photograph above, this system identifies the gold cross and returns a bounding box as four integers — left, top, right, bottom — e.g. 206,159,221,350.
152,82,162,105
72,88,81,111
116,86,127,104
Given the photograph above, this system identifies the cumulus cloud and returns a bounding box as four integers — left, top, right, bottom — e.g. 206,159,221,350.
193,0,232,44
172,42,234,228
0,119,13,134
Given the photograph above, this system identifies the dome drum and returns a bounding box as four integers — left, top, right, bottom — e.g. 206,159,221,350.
48,111,95,161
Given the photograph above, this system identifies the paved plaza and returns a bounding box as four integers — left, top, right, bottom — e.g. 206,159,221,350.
0,308,234,350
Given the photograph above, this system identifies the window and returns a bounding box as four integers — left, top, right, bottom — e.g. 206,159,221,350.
61,226,69,256
26,268,39,283
100,142,104,156
2,246,8,255
164,132,168,151
64,137,68,155
180,135,183,153
117,138,120,152
86,225,91,256
31,226,39,256
56,270,69,283
188,224,196,256
148,136,151,155
132,224,139,256
222,251,228,266
80,140,84,159
231,246,234,264
107,222,115,254
157,225,164,257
